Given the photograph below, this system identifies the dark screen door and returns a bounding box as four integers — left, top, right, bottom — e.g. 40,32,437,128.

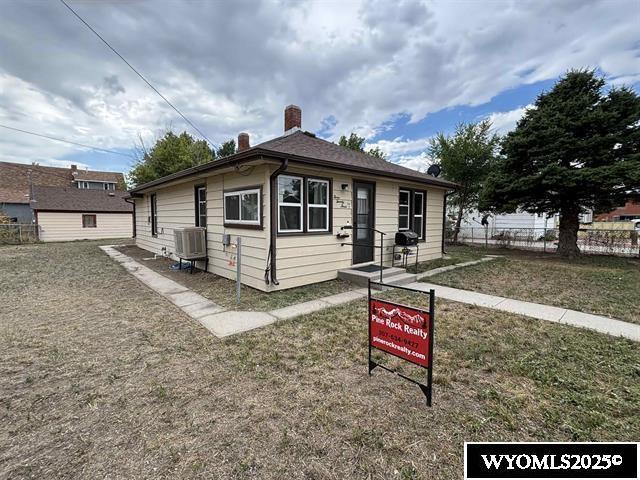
353,181,375,264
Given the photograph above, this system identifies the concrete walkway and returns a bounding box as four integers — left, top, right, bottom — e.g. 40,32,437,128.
407,281,640,342
100,246,367,338
415,255,499,280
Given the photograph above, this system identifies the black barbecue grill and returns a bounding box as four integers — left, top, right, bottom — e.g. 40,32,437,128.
395,231,419,246
393,231,420,269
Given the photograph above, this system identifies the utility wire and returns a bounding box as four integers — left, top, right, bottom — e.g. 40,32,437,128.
59,0,215,148
0,124,134,158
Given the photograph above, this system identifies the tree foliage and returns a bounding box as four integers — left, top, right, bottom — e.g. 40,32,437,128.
338,132,388,160
428,120,500,242
129,131,213,187
480,69,640,256
216,139,236,158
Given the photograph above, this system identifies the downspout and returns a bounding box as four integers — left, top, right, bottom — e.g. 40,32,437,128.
124,197,136,238
266,158,288,285
442,190,455,255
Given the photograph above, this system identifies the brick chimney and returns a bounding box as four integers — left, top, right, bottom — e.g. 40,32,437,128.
237,132,250,152
70,164,77,172
284,104,301,132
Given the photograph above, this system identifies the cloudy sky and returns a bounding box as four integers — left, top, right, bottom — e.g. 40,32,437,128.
1,0,639,175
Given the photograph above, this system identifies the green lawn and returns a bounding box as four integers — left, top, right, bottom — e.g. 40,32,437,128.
430,247,640,324
1,241,638,479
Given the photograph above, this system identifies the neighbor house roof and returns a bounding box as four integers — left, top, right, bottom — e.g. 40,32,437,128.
130,130,456,193
0,161,125,204
31,186,133,213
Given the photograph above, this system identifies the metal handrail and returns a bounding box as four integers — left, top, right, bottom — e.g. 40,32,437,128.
340,225,386,283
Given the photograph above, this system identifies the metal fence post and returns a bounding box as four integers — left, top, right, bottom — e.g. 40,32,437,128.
236,236,242,305
543,228,546,253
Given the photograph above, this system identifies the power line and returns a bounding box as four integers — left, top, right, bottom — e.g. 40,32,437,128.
59,0,215,148
0,124,134,158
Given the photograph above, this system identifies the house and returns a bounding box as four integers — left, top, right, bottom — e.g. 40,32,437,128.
32,186,133,242
595,200,640,222
457,208,593,233
129,105,456,292
0,161,125,223
0,161,133,241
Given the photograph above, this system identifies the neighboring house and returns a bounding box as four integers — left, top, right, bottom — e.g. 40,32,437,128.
0,161,125,224
595,200,640,222
32,186,133,242
457,208,593,232
129,105,456,292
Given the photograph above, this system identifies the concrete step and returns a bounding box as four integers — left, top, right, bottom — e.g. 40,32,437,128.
338,266,416,287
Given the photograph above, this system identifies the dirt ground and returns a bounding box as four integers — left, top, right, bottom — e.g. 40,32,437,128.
115,244,356,311
1,241,639,479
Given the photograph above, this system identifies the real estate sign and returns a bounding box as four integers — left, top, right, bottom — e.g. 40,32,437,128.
367,281,435,406
369,299,430,367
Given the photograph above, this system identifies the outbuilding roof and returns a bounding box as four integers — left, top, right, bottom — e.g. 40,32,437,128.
31,186,133,213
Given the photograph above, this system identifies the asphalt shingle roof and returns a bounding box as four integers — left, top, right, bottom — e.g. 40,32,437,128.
31,186,133,213
0,161,125,204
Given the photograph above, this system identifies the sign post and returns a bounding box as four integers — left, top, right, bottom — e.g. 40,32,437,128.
368,279,435,406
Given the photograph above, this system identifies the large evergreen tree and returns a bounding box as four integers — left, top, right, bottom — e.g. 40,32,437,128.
129,131,213,186
429,120,500,242
480,70,640,256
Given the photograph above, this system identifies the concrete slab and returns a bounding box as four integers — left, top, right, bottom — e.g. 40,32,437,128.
166,290,210,308
322,290,368,305
182,301,225,319
560,310,640,341
270,299,330,320
409,282,504,308
415,256,498,280
494,298,566,322
200,311,277,337
408,280,640,342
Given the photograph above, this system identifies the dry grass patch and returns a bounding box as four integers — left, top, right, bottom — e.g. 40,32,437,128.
431,246,640,324
407,246,484,274
115,244,355,311
1,241,638,479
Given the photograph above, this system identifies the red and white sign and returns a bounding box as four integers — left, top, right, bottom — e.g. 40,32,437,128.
369,299,431,367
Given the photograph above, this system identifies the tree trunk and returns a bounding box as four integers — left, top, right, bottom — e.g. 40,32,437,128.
557,205,580,257
453,204,464,244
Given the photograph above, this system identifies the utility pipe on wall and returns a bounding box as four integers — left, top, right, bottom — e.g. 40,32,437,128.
266,158,288,285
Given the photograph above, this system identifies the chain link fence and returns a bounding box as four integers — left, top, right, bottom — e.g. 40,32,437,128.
0,224,40,244
446,226,640,257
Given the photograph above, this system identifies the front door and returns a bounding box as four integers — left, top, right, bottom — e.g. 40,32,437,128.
353,180,375,264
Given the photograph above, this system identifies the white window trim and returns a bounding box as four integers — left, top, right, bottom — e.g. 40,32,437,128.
307,178,330,232
196,186,207,227
413,191,424,239
223,188,261,225
278,175,304,233
399,189,411,231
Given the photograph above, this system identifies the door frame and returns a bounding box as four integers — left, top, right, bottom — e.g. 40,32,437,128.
351,179,376,265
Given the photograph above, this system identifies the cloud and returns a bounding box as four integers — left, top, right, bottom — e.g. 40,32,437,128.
0,0,638,170
487,104,533,134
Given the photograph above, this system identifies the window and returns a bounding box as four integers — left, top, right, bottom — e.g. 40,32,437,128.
82,214,96,228
103,183,115,191
150,193,158,236
195,186,207,227
398,188,426,240
278,175,303,232
307,179,329,231
277,175,331,234
399,190,410,231
224,188,261,226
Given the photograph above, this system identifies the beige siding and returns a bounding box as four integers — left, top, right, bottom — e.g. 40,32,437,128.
135,166,269,291
38,212,132,242
133,162,447,292
270,165,446,290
